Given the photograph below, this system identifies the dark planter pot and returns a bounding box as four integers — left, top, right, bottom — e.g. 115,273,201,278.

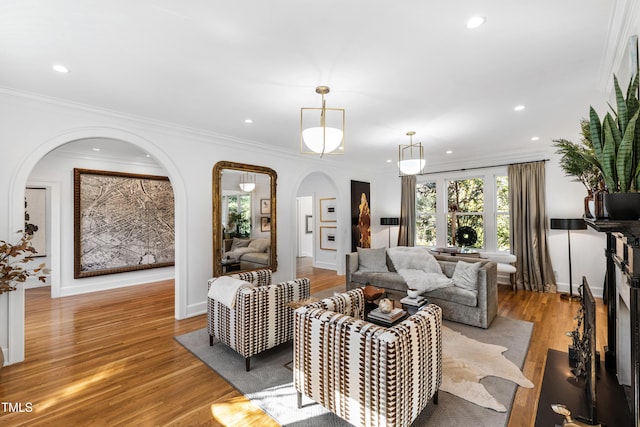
604,192,640,220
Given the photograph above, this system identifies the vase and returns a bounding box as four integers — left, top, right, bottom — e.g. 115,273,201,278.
584,194,594,219
603,192,640,220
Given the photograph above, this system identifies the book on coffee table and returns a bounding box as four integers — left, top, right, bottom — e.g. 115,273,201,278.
367,307,405,322
399,296,427,307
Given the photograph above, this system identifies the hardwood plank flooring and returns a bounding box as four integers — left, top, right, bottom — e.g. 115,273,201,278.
0,258,606,426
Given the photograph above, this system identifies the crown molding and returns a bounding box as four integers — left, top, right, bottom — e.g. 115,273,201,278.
0,86,299,161
598,0,640,91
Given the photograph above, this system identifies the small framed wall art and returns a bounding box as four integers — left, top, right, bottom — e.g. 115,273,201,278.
261,198,271,215
320,226,337,251
320,198,337,222
261,216,271,232
305,215,313,234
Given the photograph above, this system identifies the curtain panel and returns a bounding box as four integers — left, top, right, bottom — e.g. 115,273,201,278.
508,161,556,292
398,175,416,247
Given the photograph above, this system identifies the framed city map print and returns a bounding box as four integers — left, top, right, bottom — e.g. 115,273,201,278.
74,168,175,278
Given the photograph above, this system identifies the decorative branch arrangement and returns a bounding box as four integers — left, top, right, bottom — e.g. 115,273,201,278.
0,231,48,294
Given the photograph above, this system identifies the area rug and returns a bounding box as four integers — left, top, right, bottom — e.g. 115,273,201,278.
175,315,533,426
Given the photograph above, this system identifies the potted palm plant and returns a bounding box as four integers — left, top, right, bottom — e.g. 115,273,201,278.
553,119,602,217
588,73,640,219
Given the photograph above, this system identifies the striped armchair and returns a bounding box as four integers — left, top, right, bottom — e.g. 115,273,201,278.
293,288,442,427
207,269,310,371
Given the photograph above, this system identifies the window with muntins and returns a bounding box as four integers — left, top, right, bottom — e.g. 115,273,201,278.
415,169,509,252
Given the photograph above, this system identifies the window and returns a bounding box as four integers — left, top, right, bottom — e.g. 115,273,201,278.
416,181,436,246
223,193,252,237
496,176,510,251
448,178,484,248
415,170,509,252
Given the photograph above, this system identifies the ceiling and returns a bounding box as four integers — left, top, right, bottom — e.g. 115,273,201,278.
0,1,618,172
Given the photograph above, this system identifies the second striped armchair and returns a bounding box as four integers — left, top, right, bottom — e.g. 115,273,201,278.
208,269,310,371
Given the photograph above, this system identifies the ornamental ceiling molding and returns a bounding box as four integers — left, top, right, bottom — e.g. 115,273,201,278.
598,0,640,92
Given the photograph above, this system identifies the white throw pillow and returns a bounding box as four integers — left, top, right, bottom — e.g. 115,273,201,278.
230,237,251,251
248,238,270,252
451,261,481,291
357,247,389,272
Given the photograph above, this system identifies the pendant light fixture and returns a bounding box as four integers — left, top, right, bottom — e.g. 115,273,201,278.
239,172,255,192
398,131,426,175
300,86,345,157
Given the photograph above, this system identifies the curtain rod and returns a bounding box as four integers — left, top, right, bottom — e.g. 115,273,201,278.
419,158,550,176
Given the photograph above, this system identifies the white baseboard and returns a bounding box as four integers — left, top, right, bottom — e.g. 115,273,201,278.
58,271,174,297
187,301,207,318
555,282,605,300
313,261,336,270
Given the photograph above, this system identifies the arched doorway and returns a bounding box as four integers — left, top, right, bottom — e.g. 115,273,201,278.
6,128,187,364
294,171,342,278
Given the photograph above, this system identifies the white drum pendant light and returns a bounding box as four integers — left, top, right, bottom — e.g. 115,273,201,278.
398,131,426,175
300,86,345,157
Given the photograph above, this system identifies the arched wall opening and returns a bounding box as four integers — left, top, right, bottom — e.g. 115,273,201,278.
6,127,188,364
294,170,344,277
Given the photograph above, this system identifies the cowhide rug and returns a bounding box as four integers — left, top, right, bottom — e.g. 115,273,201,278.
441,325,534,412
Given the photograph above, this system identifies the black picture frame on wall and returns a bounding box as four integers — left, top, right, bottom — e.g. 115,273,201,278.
350,180,371,252
305,215,313,234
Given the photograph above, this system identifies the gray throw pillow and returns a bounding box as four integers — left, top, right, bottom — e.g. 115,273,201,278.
357,247,389,272
451,260,481,291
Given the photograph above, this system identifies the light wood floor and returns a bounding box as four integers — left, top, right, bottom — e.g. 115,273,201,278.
0,258,606,426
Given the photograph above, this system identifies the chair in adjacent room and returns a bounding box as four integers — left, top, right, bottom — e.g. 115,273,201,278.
207,268,310,371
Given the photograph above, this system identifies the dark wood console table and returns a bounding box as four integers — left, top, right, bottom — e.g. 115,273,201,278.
585,219,640,426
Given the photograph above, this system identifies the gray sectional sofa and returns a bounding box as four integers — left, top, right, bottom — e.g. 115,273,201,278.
346,249,498,328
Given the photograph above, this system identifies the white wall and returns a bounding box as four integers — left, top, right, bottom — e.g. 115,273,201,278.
28,145,175,297
546,150,606,296
371,173,402,248
296,196,313,257
0,90,381,364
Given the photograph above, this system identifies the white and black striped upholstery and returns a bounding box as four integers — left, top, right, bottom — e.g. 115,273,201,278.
294,288,442,427
207,269,311,370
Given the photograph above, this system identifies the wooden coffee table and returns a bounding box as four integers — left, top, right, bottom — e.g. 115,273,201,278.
221,258,240,273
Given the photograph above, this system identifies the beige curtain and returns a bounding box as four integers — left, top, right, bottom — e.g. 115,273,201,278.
509,161,556,292
397,175,416,246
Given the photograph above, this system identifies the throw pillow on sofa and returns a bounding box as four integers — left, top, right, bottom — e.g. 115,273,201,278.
451,260,481,291
230,237,251,251
248,238,270,253
357,247,389,272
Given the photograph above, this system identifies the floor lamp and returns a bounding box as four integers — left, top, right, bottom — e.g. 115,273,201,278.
550,218,586,301
380,217,399,247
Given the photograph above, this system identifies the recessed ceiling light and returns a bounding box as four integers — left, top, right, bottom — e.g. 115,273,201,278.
466,16,486,29
92,148,101,152
386,159,392,163
514,105,526,111
52,64,69,73
145,154,151,158
244,119,253,124
531,136,540,141
446,150,453,154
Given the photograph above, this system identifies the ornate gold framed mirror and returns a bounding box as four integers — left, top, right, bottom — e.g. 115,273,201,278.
212,161,277,277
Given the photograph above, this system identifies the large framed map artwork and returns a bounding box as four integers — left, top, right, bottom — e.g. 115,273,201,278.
74,168,175,278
